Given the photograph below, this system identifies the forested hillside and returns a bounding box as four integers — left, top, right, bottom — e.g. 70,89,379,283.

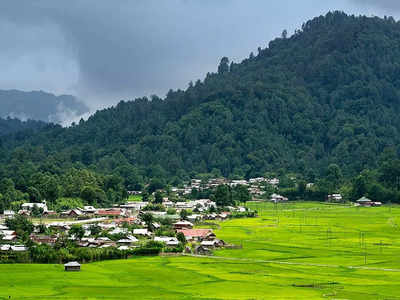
0,118,46,137
1,12,400,207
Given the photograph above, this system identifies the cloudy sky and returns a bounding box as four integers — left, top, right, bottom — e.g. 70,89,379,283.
0,0,398,110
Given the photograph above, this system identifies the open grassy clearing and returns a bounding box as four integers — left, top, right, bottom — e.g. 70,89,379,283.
127,195,143,202
2,202,400,299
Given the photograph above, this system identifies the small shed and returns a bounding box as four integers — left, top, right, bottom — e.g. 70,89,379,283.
356,197,373,207
64,261,81,272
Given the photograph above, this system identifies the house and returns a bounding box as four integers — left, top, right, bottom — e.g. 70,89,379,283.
48,223,70,231
133,229,151,236
356,197,373,207
163,200,174,208
42,210,57,217
2,235,16,242
187,214,202,223
113,217,136,225
83,206,97,214
200,240,218,248
3,210,15,219
126,235,139,243
21,201,48,212
120,202,148,210
118,245,130,251
109,227,128,235
268,178,280,186
327,194,343,202
18,210,31,216
194,245,212,255
96,209,123,217
173,221,194,230
64,261,81,271
176,229,215,242
154,236,179,246
11,245,27,252
270,193,288,203
30,234,57,245
0,244,10,251
61,209,83,218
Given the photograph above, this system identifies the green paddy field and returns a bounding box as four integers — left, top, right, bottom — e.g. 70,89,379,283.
2,202,400,299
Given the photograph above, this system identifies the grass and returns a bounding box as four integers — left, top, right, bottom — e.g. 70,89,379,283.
127,194,143,202
2,202,400,299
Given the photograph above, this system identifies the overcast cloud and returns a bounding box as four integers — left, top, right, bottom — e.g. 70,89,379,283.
0,0,397,112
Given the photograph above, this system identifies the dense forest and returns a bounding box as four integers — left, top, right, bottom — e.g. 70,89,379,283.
1,12,400,207
0,118,46,136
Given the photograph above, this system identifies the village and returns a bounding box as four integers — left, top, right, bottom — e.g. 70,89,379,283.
0,176,272,260
0,175,382,262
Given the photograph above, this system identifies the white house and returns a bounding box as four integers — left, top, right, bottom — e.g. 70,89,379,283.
270,193,288,202
154,236,179,246
21,201,48,212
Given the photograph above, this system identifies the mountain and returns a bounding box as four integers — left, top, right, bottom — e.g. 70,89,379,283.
0,90,89,123
1,12,400,189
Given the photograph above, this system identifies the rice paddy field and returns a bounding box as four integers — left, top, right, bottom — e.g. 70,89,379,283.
2,201,400,299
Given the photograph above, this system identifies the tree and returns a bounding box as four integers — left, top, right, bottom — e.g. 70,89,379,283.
326,164,343,193
350,173,369,201
69,224,85,240
212,185,234,207
27,187,41,202
42,177,60,204
141,213,154,229
380,159,400,190
233,185,251,203
5,215,34,238
154,191,163,204
31,205,44,218
176,232,186,244
89,224,102,236
218,57,230,74
180,209,190,220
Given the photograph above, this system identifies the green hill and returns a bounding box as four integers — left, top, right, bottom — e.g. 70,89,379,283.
1,12,400,199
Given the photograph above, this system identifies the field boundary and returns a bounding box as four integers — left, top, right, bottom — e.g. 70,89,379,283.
183,254,400,272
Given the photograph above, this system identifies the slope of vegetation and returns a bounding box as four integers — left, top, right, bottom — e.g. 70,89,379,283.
0,117,46,137
2,12,400,208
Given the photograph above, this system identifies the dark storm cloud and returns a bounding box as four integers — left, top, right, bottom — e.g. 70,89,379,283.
0,0,384,110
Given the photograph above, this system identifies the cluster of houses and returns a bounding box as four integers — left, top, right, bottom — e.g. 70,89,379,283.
0,224,27,252
326,194,382,207
168,177,280,197
0,196,244,255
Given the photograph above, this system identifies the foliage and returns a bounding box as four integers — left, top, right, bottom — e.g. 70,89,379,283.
5,215,34,239
2,13,400,209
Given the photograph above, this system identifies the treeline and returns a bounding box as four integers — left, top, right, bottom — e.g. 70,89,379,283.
1,12,400,207
0,168,127,212
279,156,400,203
0,117,46,137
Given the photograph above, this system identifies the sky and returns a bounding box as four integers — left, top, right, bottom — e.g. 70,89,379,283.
0,0,398,113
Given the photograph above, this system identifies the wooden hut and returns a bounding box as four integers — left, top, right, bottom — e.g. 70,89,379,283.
64,261,81,271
